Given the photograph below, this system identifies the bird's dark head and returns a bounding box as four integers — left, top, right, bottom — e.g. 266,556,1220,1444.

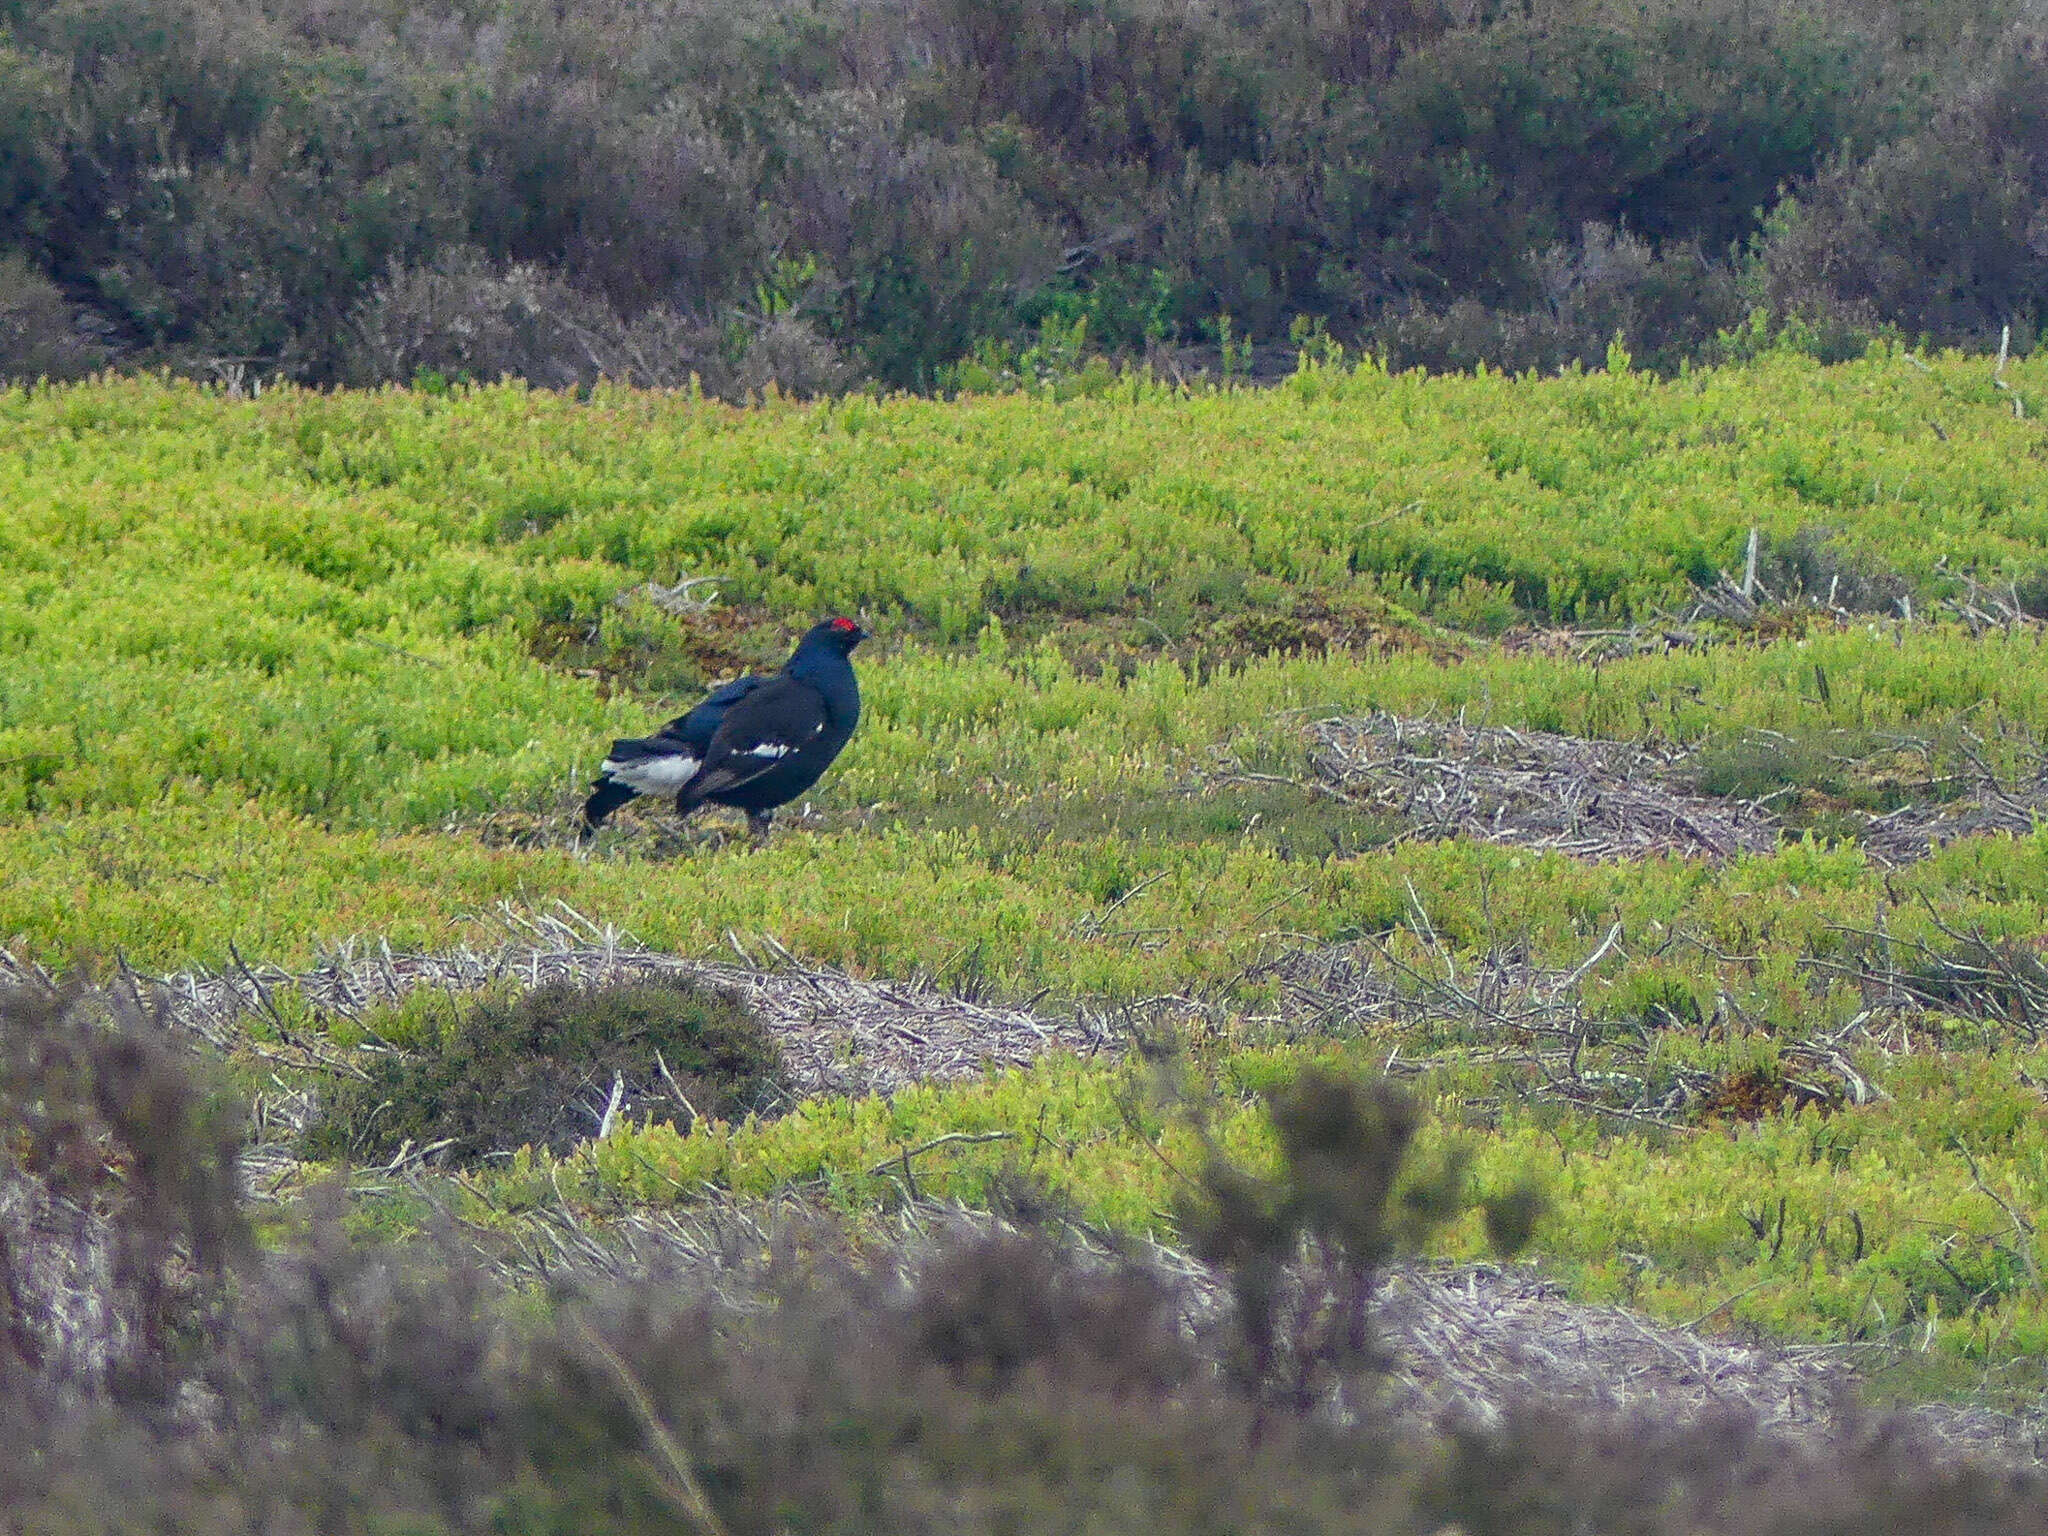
802,616,868,655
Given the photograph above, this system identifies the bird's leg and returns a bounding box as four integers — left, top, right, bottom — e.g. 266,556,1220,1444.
746,810,774,847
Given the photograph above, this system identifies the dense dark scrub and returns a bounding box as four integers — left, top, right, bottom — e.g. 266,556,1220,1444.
0,0,2040,393
1754,27,2048,349
1753,527,1916,616
1372,224,1749,377
304,976,787,1165
7,978,2048,1532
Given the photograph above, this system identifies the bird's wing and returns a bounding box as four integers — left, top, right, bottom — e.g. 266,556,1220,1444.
600,677,768,793
651,676,767,753
683,677,829,800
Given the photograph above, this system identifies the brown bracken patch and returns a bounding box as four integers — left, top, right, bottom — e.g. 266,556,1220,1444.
528,598,787,700
1691,1066,1839,1126
1206,594,1463,664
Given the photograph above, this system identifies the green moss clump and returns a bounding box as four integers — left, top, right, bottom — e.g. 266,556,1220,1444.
305,976,784,1165
1683,728,1946,813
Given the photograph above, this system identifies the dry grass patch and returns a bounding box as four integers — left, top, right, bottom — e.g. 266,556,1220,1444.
1303,712,2048,868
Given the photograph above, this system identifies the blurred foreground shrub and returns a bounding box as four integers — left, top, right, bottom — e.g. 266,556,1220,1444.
6,979,2047,1533
0,980,243,1400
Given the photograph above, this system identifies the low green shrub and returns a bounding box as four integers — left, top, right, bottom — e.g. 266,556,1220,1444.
1755,527,1912,615
1683,728,1934,811
304,976,785,1165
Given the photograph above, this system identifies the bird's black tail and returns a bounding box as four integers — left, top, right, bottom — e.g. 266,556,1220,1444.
580,776,638,837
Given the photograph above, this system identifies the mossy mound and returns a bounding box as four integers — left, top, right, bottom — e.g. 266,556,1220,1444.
305,976,784,1165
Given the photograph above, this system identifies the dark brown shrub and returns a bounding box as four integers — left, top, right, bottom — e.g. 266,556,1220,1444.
0,45,67,255
580,98,768,315
343,248,852,396
772,86,1062,385
732,312,856,398
1373,224,1744,376
342,249,644,389
1754,26,2048,349
303,975,786,1164
1755,527,1913,614
4,0,2035,386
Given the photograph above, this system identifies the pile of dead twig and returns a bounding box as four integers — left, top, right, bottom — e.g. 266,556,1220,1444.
1246,914,1887,1131
1850,756,2048,868
1811,911,2048,1042
0,904,1113,1107
1306,713,1781,861
1297,712,2048,868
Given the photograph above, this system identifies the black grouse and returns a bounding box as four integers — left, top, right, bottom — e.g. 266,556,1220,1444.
581,617,867,844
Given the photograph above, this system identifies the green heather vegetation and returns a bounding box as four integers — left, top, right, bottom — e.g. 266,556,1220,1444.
10,346,2048,1432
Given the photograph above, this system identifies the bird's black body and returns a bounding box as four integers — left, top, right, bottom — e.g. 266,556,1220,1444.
581,617,866,843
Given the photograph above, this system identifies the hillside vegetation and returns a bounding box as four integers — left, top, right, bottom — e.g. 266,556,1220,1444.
10,348,2048,1416
1,0,2045,390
